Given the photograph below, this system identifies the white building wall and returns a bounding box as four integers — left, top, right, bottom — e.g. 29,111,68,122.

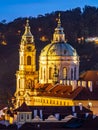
39,55,79,84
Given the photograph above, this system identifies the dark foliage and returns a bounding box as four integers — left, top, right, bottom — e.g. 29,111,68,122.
7,124,17,129
0,123,6,129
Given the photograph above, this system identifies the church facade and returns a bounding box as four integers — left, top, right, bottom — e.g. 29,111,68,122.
14,15,94,110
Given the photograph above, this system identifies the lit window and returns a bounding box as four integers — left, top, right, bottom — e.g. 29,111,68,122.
63,68,67,79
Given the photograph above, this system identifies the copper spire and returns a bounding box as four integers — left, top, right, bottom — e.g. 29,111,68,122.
57,13,61,27
21,19,34,44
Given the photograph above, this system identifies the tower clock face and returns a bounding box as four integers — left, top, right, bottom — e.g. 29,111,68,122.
27,46,32,51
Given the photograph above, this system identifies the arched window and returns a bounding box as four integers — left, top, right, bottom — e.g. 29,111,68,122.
40,67,42,79
27,56,31,65
74,67,76,80
49,67,52,79
63,67,67,79
44,68,45,81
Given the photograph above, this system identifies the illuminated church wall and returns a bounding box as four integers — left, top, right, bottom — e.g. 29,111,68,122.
15,15,79,108
15,20,38,108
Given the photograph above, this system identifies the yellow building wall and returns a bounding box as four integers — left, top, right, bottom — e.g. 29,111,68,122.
25,96,74,106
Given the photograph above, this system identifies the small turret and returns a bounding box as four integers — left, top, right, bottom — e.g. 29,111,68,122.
53,13,65,43
21,19,34,44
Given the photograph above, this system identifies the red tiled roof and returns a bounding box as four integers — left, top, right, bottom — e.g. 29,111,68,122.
36,83,85,99
80,70,98,82
33,82,98,100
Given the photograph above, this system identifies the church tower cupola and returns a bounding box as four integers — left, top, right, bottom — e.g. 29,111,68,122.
21,19,34,44
53,14,65,43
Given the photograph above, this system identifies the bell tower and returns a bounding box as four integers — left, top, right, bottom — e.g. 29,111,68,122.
15,20,38,108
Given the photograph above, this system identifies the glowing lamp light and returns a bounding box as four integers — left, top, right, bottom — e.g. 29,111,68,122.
88,102,92,107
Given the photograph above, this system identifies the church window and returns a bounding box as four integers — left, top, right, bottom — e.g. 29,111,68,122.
74,67,76,80
58,69,59,76
26,79,32,89
60,101,62,105
53,100,55,104
49,67,52,79
71,68,73,80
63,68,67,79
27,56,31,65
44,68,45,81
41,67,42,79
27,114,30,120
43,99,45,103
64,50,66,54
21,114,24,120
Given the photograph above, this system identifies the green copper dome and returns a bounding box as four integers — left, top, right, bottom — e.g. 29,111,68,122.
40,42,78,57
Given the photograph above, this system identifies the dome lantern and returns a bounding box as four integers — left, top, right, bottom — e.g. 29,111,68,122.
53,13,65,43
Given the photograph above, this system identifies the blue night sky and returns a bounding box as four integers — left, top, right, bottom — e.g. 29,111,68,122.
0,0,98,22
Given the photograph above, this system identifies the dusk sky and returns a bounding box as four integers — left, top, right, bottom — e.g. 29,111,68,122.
0,0,98,22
